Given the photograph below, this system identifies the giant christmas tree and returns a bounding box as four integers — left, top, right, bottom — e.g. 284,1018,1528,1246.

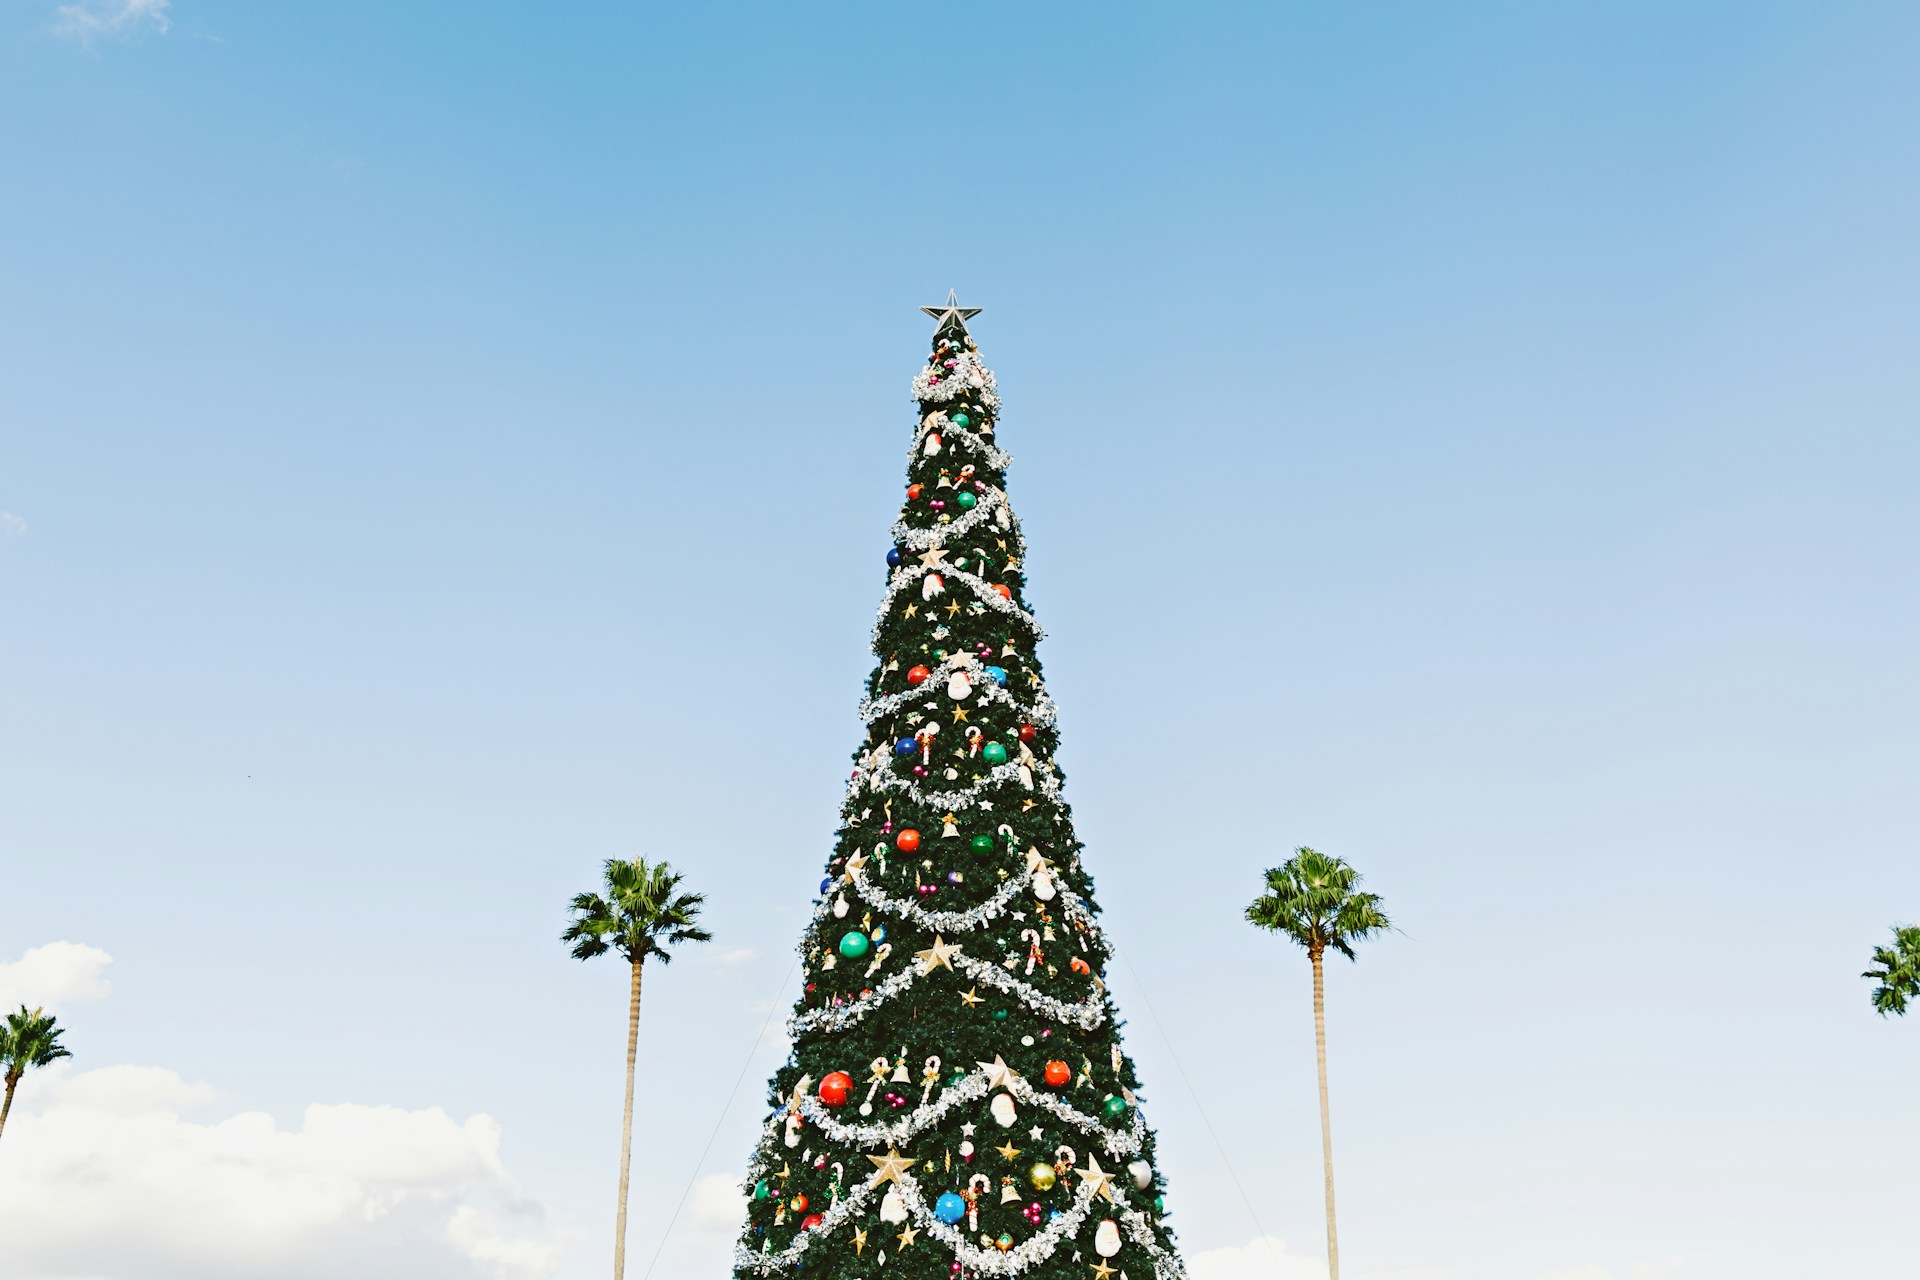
733,298,1185,1280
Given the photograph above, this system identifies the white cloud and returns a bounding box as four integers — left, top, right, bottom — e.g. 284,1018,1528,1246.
688,1172,746,1228
0,941,113,1011
0,511,24,536
1188,1234,1329,1280
0,1063,566,1280
713,947,759,966
51,0,170,42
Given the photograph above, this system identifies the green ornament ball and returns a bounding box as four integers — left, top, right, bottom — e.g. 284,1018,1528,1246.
1102,1094,1129,1118
952,413,970,428
982,742,1008,766
753,1180,769,1201
992,1008,1009,1022
1155,1194,1167,1213
956,490,977,510
838,931,871,960
949,1068,970,1085
969,834,995,855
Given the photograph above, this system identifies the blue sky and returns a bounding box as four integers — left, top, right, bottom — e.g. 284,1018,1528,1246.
2,3,1917,1278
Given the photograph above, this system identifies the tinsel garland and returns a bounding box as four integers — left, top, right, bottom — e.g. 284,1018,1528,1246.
848,756,1064,811
843,860,1039,933
787,947,1108,1037
890,484,1015,550
869,560,1045,649
857,650,1058,729
911,417,1014,473
909,352,1000,408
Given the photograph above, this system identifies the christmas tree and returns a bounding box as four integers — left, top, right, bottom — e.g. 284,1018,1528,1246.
733,297,1185,1280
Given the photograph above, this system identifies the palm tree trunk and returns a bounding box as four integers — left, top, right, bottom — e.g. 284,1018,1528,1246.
615,958,644,1280
1312,946,1339,1280
0,1074,17,1145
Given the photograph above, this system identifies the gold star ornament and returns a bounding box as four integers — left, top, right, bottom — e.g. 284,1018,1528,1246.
866,1149,915,1186
916,935,961,973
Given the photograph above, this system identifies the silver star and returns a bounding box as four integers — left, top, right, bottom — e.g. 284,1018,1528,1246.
921,289,982,334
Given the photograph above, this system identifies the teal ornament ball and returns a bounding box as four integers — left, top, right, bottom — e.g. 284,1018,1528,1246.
956,491,977,510
952,412,970,428
753,1180,770,1201
1102,1094,1129,1118
838,931,871,960
982,742,1008,766
992,1008,1009,1022
970,834,995,855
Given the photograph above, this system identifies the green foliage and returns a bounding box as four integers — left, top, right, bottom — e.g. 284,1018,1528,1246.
1863,923,1920,1017
1245,847,1391,961
563,858,712,967
1,1005,71,1083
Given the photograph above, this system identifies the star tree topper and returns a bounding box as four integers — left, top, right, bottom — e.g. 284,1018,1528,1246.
921,289,982,335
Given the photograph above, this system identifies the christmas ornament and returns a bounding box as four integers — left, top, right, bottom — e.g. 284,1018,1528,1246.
1042,1060,1071,1088
1019,723,1037,742
990,1093,1017,1127
1023,1201,1044,1225
956,491,977,510
1093,1219,1123,1258
934,1192,966,1224
946,671,973,699
906,664,931,685
1028,1161,1057,1191
951,412,970,428
752,1180,769,1200
886,548,903,568
818,1072,852,1108
894,737,917,757
983,665,1007,685
800,1213,823,1231
1129,1159,1153,1190
982,742,1008,765
789,1193,807,1213
838,931,871,960
969,834,994,854
879,1186,907,1224
996,1233,1014,1253
1102,1095,1129,1119
907,483,923,500
896,828,922,852
991,584,1012,600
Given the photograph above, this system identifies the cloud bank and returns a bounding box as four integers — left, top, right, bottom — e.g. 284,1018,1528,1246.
52,0,170,42
0,941,112,1010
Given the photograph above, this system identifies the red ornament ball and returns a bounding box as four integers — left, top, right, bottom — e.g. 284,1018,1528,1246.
906,665,931,685
1018,724,1037,743
897,828,922,852
801,1213,824,1231
991,583,1012,600
1043,1060,1072,1088
819,1071,853,1108
907,483,923,500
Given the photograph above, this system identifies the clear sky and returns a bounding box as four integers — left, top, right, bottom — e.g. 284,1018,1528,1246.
2,3,1917,1279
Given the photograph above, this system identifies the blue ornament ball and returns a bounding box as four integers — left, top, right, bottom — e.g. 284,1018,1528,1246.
895,737,918,757
886,547,903,568
819,878,833,895
934,1193,967,1225
984,665,1008,685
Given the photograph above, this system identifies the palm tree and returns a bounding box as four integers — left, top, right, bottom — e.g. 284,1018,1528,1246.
0,1005,72,1146
1864,923,1920,1017
1246,848,1390,1280
564,858,711,1280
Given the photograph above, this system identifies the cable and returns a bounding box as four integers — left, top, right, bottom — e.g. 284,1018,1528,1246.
1111,939,1291,1275
640,954,799,1280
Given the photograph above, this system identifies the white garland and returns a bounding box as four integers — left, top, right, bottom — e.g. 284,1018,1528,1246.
912,417,1013,473
891,484,1016,550
787,946,1107,1037
857,651,1056,729
910,351,1000,408
847,862,1037,933
869,561,1044,649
